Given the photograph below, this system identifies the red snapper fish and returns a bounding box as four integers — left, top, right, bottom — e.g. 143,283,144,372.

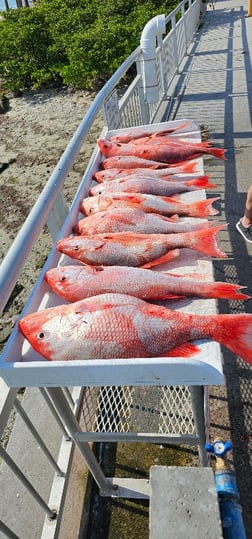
19,292,252,364
109,134,208,147
102,156,194,169
89,176,216,197
94,161,198,182
56,227,226,268
97,139,226,164
80,193,220,218
45,264,250,303
108,122,191,143
73,208,211,235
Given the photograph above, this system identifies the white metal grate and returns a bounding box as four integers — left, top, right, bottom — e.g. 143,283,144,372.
82,385,195,437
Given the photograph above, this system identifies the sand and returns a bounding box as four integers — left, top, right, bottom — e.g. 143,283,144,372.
0,87,100,349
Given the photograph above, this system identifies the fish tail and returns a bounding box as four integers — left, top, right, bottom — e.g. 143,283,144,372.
213,314,252,365
189,197,220,217
186,176,217,189
188,224,227,258
207,147,227,160
203,282,250,300
179,161,198,173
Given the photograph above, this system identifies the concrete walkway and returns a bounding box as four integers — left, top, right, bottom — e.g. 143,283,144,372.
160,2,252,536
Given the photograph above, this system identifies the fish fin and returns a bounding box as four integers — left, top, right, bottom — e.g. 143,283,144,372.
158,213,179,222
168,195,182,201
207,147,227,160
157,294,185,300
179,161,198,173
72,222,81,234
162,195,183,203
164,272,250,299
186,176,217,189
152,121,191,138
160,343,200,357
141,249,180,269
188,224,227,258
214,314,252,365
166,270,207,280
171,120,192,133
189,197,220,217
164,271,183,278
112,194,143,204
94,242,106,251
205,283,250,300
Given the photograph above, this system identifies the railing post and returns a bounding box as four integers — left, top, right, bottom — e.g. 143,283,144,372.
46,387,111,493
172,14,179,73
136,59,150,124
181,4,188,53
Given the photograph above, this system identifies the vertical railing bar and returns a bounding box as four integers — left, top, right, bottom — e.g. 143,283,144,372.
189,385,208,466
0,445,56,519
62,387,75,407
14,398,64,476
46,387,110,493
39,388,71,440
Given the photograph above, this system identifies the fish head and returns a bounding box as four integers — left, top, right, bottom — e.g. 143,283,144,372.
56,237,90,261
18,301,99,361
89,183,105,196
97,139,114,157
56,236,106,263
81,195,114,215
19,306,70,360
45,265,85,297
93,170,109,182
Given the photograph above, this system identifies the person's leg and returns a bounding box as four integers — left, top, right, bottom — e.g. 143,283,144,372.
241,184,252,227
236,185,252,242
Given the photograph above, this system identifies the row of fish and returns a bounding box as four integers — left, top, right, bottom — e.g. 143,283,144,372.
19,123,252,365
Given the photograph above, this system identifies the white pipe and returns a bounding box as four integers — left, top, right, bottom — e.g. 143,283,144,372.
140,14,166,104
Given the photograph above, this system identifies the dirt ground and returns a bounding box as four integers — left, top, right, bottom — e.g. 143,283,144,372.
0,87,100,348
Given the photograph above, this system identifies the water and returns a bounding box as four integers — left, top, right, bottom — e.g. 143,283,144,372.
0,0,32,11
0,0,18,10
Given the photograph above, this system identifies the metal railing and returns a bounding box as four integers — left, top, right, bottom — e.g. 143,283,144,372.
0,1,204,536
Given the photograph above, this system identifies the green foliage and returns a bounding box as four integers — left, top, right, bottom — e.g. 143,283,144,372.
0,0,178,92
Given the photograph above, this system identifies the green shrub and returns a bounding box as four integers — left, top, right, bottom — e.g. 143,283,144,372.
0,0,178,92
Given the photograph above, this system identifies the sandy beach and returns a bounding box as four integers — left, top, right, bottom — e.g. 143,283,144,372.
0,87,100,349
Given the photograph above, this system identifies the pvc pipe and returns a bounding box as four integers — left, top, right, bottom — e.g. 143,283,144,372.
140,14,166,104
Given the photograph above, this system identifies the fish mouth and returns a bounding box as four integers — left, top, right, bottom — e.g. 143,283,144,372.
72,223,81,234
56,240,64,253
18,317,39,352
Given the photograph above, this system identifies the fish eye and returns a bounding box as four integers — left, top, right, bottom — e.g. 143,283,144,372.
94,266,104,273
38,332,45,339
60,276,66,281
73,244,80,251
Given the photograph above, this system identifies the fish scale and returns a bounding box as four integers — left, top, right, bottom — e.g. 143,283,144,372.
97,138,226,163
18,293,252,364
45,265,250,303
81,192,220,218
56,227,226,268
